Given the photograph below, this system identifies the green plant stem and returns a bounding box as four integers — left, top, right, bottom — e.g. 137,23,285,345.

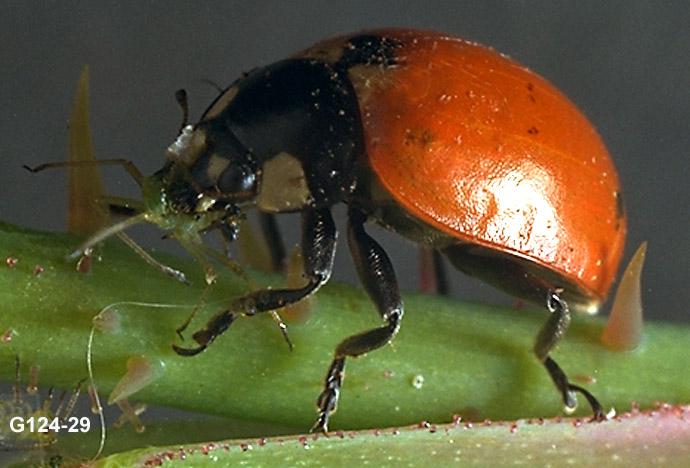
0,221,689,460
95,404,690,467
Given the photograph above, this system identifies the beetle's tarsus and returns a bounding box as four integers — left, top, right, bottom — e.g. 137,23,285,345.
310,415,330,434
312,356,344,434
569,382,606,421
172,343,207,356
537,292,605,420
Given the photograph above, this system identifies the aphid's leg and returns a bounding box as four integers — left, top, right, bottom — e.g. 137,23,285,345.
177,237,220,286
175,281,215,340
24,159,144,187
312,207,403,433
98,195,145,217
179,235,249,284
173,207,336,356
258,212,286,273
535,291,605,420
117,232,189,284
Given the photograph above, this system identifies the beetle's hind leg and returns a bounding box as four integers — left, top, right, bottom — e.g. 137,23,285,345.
172,207,336,356
312,207,403,433
535,291,606,420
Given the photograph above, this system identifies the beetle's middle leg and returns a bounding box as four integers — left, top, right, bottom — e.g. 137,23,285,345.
312,206,403,433
535,291,606,420
172,207,336,356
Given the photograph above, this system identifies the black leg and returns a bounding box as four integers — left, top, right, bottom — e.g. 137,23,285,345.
259,212,286,273
312,207,403,433
173,207,336,356
535,291,605,420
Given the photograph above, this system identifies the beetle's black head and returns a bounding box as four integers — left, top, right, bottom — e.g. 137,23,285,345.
165,124,260,207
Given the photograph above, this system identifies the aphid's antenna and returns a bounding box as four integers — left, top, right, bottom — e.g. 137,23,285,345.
13,355,21,404
174,89,190,134
68,213,148,260
86,320,107,461
86,300,212,460
24,159,144,188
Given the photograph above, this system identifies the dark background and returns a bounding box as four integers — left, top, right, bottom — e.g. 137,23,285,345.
1,1,688,323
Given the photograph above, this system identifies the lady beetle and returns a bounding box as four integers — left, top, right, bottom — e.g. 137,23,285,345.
29,29,627,432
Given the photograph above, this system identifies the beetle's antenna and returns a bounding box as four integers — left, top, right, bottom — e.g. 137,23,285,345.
68,213,148,260
174,89,189,135
200,78,223,93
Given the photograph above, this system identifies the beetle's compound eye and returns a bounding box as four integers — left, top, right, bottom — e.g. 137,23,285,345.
218,163,257,199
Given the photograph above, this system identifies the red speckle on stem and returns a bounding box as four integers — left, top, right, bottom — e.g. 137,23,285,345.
6,256,18,268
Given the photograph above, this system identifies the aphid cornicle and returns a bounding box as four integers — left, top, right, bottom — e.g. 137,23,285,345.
28,29,626,432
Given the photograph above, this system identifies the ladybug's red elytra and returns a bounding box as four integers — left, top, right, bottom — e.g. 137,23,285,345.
27,29,626,432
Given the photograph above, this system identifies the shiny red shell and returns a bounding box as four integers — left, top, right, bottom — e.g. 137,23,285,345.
329,30,625,305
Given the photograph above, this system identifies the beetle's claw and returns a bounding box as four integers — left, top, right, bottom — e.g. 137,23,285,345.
172,343,207,356
310,416,329,434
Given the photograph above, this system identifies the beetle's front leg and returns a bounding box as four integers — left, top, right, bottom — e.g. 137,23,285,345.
173,207,336,356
